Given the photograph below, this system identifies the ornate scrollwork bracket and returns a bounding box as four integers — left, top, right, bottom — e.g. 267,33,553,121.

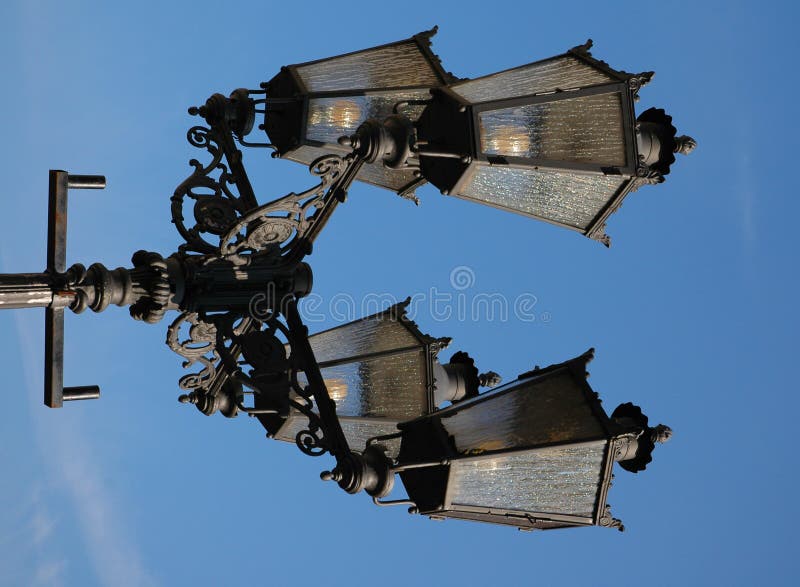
166,90,378,483
172,91,365,267
217,153,357,266
167,311,220,393
172,124,255,255
598,504,624,532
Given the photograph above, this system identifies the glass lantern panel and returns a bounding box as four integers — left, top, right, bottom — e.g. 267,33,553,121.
451,55,615,103
273,414,402,458
458,165,625,230
355,163,420,192
306,313,422,365
339,418,403,457
317,349,428,419
294,41,442,92
440,370,607,454
306,90,430,145
478,93,626,165
286,145,421,192
273,412,308,444
448,441,607,517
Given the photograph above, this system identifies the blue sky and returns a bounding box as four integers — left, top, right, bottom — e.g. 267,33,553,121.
0,0,797,585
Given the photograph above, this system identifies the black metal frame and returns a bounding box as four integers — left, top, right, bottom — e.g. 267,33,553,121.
468,82,638,174
262,27,456,196
258,298,450,452
445,43,628,102
394,350,625,530
414,40,657,245
424,85,639,229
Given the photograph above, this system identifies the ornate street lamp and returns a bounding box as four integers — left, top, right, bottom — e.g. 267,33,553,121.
262,27,457,199
257,299,451,458
257,299,500,459
263,36,694,244
414,42,672,245
0,29,688,532
388,350,670,531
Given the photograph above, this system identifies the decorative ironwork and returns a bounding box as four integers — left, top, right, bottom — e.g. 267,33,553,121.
128,251,171,324
627,71,655,100
598,504,624,532
172,125,253,254
166,311,220,392
569,39,653,100
174,95,365,269
293,401,329,457
218,154,351,265
675,135,697,155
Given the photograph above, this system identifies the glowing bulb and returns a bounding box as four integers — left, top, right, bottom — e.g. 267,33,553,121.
324,377,348,403
308,99,363,133
482,123,531,157
329,100,361,130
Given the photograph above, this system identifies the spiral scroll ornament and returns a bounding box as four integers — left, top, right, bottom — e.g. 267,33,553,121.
166,311,220,392
172,125,251,254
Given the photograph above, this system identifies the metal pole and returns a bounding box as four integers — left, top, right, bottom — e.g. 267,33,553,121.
0,273,55,309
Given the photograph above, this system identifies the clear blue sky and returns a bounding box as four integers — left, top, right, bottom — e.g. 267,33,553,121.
0,1,796,585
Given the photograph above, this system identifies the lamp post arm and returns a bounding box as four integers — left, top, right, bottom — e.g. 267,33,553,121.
283,153,365,266
0,273,59,309
283,297,394,498
283,297,351,459
175,89,367,267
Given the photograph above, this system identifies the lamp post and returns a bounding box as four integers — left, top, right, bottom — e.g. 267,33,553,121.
0,28,688,532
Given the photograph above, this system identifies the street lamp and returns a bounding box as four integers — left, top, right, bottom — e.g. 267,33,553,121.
263,34,694,244
258,298,501,459
0,28,688,532
392,349,670,530
262,27,457,198
257,298,450,458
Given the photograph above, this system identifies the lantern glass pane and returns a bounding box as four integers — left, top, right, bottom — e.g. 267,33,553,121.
355,163,420,191
286,145,421,192
451,55,615,103
273,411,403,458
440,371,607,453
339,418,403,457
458,165,625,229
294,41,442,92
448,441,607,517
318,349,428,419
479,93,626,165
273,412,308,443
306,90,430,145
306,313,422,365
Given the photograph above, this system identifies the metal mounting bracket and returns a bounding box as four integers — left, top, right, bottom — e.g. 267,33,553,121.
44,170,105,407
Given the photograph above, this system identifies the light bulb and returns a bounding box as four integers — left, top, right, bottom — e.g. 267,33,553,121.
481,123,531,157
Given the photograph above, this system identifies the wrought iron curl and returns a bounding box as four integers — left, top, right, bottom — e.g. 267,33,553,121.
296,428,327,457
186,125,215,151
291,401,328,457
166,311,220,391
172,125,251,254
